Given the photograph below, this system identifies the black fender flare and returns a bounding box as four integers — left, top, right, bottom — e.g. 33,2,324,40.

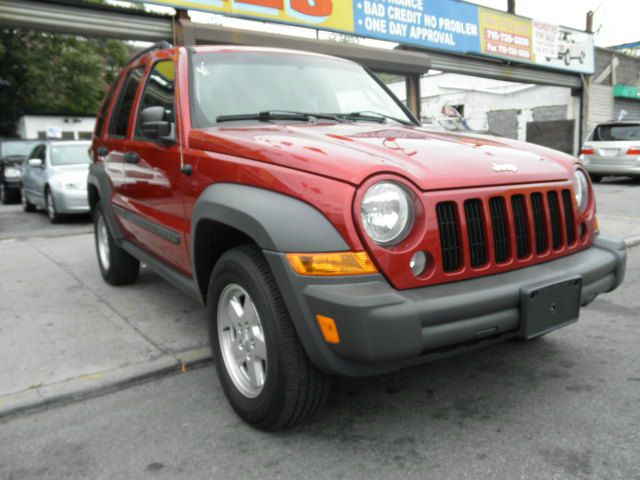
190,183,349,285
87,163,125,242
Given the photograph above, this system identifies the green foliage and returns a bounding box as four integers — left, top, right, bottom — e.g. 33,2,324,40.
0,29,131,137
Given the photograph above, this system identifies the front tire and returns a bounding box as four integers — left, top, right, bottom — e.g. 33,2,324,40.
1,183,17,204
45,188,62,223
21,188,35,212
208,245,329,431
94,204,140,285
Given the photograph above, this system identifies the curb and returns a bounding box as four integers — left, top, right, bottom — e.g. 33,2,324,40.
0,347,212,421
625,236,640,249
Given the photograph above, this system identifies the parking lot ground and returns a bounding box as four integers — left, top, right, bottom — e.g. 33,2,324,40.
0,247,638,479
0,177,639,422
0,204,92,240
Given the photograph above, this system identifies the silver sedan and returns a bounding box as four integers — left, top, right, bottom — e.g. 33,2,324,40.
580,121,640,182
21,141,91,223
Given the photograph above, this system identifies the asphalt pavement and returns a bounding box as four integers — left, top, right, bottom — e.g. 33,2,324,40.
0,248,638,479
0,177,639,479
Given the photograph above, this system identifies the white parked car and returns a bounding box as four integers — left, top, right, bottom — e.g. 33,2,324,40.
580,122,640,182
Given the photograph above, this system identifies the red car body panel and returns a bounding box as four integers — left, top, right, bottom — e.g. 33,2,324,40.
92,46,595,290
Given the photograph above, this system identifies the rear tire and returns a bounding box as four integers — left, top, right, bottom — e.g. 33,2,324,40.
21,188,35,212
94,204,140,285
589,174,603,183
207,245,329,431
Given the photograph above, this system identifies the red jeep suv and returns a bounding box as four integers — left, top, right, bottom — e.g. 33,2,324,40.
90,43,627,430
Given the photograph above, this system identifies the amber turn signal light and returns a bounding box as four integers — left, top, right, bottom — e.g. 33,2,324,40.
287,251,378,276
315,315,340,344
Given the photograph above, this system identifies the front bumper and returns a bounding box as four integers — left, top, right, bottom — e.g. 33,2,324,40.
265,235,627,377
51,188,89,214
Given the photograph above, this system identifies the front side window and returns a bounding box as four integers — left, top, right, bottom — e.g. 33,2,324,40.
109,67,144,137
191,52,411,127
137,60,176,137
50,144,91,166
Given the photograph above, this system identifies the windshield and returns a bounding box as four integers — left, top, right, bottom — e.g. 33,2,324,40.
191,52,412,127
1,141,39,158
593,124,640,141
50,144,91,166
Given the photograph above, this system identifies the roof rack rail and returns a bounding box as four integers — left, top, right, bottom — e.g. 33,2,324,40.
126,41,173,65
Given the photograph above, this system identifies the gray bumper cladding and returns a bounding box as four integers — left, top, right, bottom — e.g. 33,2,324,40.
265,234,627,377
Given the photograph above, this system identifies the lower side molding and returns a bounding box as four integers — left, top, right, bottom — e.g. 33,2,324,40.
120,239,202,303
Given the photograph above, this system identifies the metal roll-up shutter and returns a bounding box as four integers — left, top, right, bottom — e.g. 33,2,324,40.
614,99,640,122
422,50,583,89
588,84,614,132
0,0,172,42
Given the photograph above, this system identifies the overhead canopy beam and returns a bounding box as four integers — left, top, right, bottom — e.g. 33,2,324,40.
422,49,583,89
178,20,431,77
0,0,172,42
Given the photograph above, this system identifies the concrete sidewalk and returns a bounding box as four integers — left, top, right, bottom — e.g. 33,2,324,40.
0,234,210,418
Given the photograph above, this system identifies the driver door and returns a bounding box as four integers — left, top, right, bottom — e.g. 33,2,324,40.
121,57,190,274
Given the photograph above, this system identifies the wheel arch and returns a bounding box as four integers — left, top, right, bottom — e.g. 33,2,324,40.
191,183,349,302
88,182,100,216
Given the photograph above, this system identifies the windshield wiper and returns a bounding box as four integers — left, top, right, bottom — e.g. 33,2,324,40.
216,110,347,123
336,111,414,126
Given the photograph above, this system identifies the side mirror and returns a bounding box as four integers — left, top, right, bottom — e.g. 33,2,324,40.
28,158,43,168
140,106,175,145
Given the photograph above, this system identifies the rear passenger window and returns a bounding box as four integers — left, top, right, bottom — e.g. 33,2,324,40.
109,67,144,137
95,83,117,137
137,60,176,137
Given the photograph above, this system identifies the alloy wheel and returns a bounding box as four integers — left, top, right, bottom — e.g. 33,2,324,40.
96,213,111,271
217,284,268,399
46,192,56,220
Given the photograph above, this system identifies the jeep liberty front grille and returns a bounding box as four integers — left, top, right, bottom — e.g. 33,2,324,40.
436,188,578,272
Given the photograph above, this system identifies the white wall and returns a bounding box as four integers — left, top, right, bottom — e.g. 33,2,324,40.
16,115,96,140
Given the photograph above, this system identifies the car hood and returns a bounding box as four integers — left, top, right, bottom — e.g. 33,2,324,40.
190,123,577,190
51,164,89,180
1,155,27,166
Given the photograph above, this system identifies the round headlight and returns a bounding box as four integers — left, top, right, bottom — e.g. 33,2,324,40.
361,181,413,246
573,170,590,214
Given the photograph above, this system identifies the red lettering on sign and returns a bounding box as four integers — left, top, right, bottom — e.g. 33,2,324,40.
235,0,333,17
290,0,332,16
236,0,283,8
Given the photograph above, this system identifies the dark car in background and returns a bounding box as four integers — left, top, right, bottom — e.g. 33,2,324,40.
0,139,39,204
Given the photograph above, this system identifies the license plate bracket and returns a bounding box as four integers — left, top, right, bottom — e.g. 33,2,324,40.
519,277,582,340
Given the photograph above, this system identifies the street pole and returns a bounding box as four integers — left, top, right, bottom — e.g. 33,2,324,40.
507,0,515,14
586,10,594,33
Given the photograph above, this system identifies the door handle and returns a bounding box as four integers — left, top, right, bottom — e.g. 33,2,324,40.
123,151,140,164
96,146,109,157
